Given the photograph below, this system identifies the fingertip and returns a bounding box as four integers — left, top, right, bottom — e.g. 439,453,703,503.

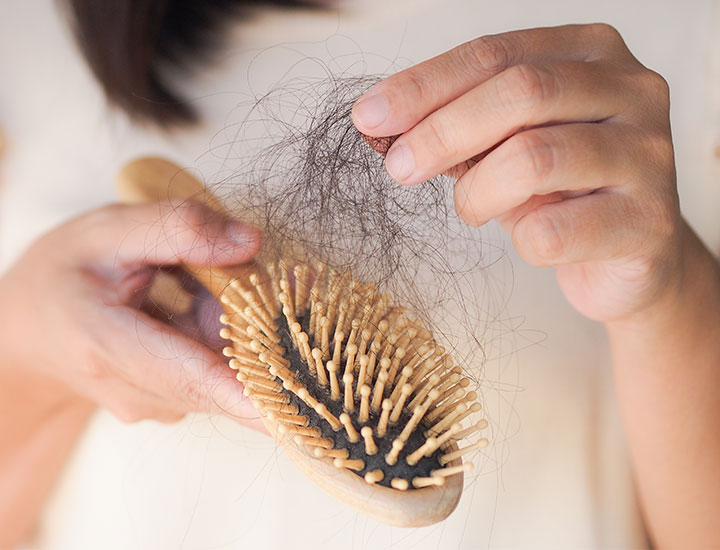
352,91,390,133
208,375,266,432
385,143,416,184
225,222,263,260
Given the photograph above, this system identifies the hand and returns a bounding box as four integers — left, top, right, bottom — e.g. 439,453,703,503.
352,24,681,322
0,201,264,427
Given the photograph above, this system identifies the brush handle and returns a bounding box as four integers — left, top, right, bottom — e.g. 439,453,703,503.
116,157,255,297
116,157,464,527
117,157,228,213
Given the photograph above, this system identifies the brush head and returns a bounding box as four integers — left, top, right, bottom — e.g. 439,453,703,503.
219,259,488,525
116,157,488,526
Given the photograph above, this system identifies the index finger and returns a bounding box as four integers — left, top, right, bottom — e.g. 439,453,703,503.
65,200,262,269
352,23,631,137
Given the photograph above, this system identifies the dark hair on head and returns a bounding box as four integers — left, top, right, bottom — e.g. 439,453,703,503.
61,0,318,126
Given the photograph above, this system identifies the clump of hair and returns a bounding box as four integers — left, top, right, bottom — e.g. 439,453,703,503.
206,74,499,374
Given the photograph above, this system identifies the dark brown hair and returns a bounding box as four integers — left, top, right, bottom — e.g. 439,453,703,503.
62,0,316,126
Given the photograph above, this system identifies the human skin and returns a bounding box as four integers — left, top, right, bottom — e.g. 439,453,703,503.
353,23,720,548
2,21,719,549
0,201,264,545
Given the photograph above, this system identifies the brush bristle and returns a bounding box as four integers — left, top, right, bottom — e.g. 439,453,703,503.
220,261,488,489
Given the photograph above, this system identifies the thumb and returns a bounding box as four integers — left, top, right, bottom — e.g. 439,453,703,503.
70,201,262,268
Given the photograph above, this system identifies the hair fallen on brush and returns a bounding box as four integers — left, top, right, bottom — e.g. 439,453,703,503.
206,74,498,374
60,0,321,126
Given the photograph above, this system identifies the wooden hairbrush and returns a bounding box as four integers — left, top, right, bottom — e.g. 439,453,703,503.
116,157,488,527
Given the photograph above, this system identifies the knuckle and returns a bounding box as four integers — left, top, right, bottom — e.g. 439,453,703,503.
71,203,126,234
388,69,439,114
422,114,453,158
586,23,623,45
95,203,127,220
155,411,186,424
82,348,110,380
645,191,679,242
404,69,437,107
176,373,202,406
159,201,215,256
645,131,675,171
111,404,147,424
461,35,514,75
643,70,671,107
495,63,551,112
169,200,211,232
512,132,556,181
516,209,565,265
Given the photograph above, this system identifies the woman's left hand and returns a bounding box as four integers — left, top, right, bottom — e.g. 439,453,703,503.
352,23,681,323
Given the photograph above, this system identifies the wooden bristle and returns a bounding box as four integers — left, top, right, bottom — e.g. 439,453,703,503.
391,478,409,491
267,410,308,426
327,361,340,401
339,413,360,443
405,437,437,466
293,264,311,314
361,426,379,455
364,469,384,485
356,355,369,390
320,317,330,358
440,438,488,466
344,344,358,377
377,399,392,438
334,458,365,471
390,384,413,424
315,447,349,460
385,439,404,466
397,389,440,445
249,272,277,313
218,259,487,491
412,476,445,489
359,384,371,423
294,435,332,449
314,403,341,431
261,401,299,415
343,373,354,411
407,373,441,411
366,341,380,381
453,419,489,442
431,462,473,478
430,402,483,436
388,366,413,404
332,331,344,365
371,371,388,413
312,302,324,338
311,348,328,386
297,331,311,364
278,425,321,438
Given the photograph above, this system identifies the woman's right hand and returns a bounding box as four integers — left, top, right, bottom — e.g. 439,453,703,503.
0,201,264,428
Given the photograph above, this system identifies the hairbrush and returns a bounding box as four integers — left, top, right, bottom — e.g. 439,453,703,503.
116,156,488,527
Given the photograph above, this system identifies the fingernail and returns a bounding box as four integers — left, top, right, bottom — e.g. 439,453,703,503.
385,143,415,182
352,93,389,129
226,221,260,248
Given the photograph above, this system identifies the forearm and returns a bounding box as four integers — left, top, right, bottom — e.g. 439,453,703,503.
607,220,720,548
0,366,94,547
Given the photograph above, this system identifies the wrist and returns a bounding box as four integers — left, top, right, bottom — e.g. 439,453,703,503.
606,219,720,343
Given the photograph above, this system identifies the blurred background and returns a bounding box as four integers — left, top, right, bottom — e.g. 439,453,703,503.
0,1,717,548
